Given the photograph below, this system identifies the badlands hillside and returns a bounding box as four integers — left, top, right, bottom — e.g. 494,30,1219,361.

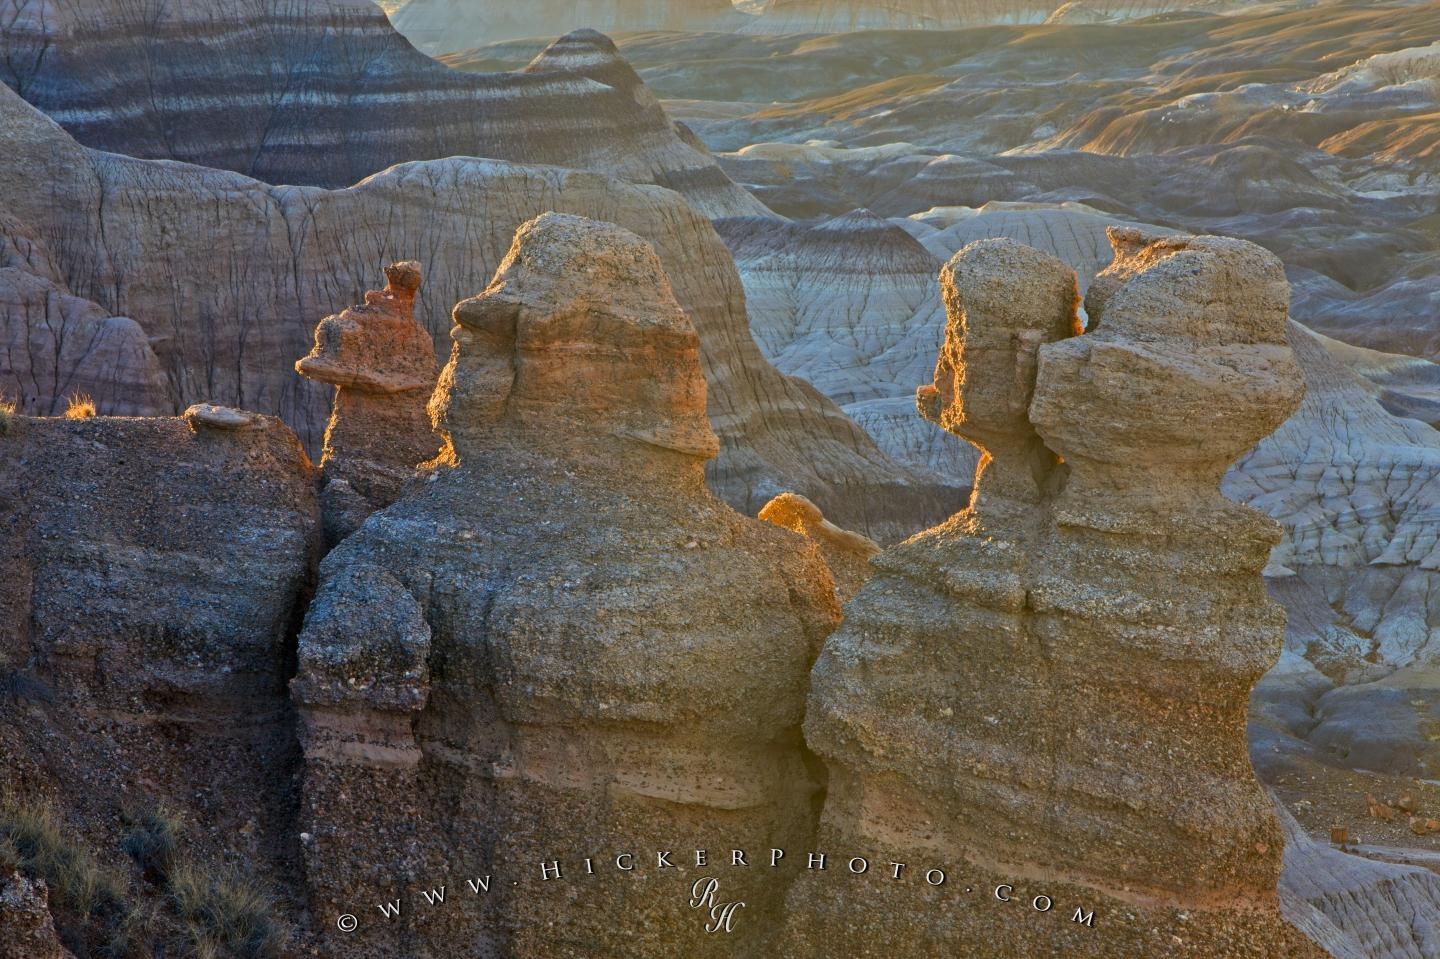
1,0,1439,957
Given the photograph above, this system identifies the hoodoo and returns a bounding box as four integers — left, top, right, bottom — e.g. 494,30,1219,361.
782,233,1328,956
292,214,841,957
296,260,440,542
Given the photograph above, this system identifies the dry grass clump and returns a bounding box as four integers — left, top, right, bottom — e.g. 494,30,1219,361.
0,793,285,958
0,793,125,922
64,393,97,420
0,395,15,435
169,861,285,959
122,802,184,882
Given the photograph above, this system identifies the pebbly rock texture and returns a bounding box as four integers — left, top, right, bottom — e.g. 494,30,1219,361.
1,2,766,219
392,0,750,54
292,214,841,958
0,872,77,959
0,407,320,949
759,491,880,603
297,260,440,543
0,80,947,542
782,233,1327,957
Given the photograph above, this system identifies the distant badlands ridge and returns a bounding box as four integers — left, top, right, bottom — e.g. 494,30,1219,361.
388,0,1263,51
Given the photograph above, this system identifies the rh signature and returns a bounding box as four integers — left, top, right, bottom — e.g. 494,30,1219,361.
689,877,745,933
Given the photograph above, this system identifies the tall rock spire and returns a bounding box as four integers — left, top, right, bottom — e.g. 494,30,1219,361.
782,229,1327,957
296,260,439,542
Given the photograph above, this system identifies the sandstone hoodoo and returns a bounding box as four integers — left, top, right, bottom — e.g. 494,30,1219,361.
782,233,1327,956
292,213,841,957
297,260,440,542
718,210,977,490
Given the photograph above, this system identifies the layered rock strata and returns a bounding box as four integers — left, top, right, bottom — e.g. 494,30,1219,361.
297,260,440,542
0,81,946,541
719,211,977,488
292,214,841,957
782,234,1327,956
741,0,1059,32
0,212,167,417
2,3,765,218
392,0,749,53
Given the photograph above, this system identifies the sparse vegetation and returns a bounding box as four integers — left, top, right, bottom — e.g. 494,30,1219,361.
169,861,284,959
122,802,183,882
0,395,14,435
64,393,97,420
0,793,286,958
0,792,126,923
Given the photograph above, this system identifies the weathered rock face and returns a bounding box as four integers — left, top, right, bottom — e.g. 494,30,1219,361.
2,1,765,218
782,233,1325,956
719,211,978,489
0,409,320,946
0,81,947,542
0,212,168,417
292,214,841,958
759,491,880,603
392,0,749,54
1237,321,1440,890
1275,803,1440,959
0,872,77,959
297,260,440,542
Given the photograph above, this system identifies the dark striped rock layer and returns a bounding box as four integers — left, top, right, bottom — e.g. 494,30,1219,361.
2,2,766,218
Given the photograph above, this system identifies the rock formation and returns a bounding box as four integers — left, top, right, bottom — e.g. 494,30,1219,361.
900,203,1181,303
292,214,841,957
1225,252,1440,781
297,260,440,542
719,211,977,488
392,0,750,53
759,491,880,602
0,406,320,951
0,80,950,542
0,872,77,959
0,212,168,417
1236,316,1440,868
740,0,1058,32
1043,0,1255,22
782,233,1326,956
1,2,765,219
1275,802,1440,959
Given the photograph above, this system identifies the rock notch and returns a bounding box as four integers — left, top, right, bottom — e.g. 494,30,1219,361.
292,214,840,957
782,232,1327,956
759,491,881,603
297,260,439,541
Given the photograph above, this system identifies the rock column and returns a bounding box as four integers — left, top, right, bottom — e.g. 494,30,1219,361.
782,233,1328,957
296,260,439,541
